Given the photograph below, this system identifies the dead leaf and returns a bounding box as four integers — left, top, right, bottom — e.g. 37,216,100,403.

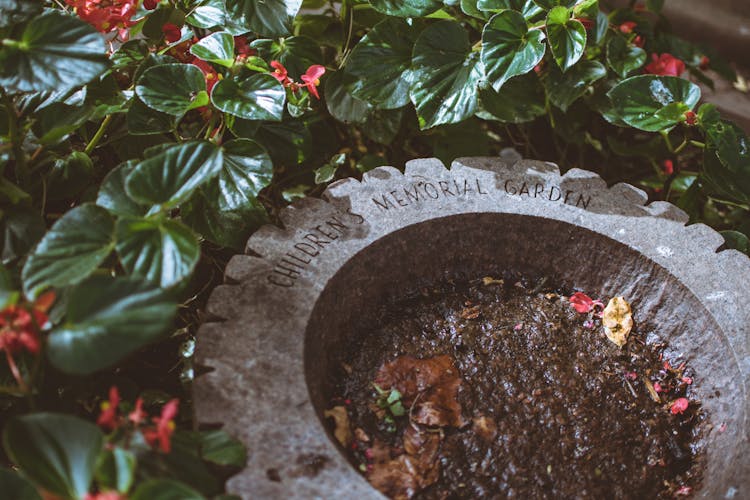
472,415,498,441
375,355,466,427
354,427,371,443
324,406,352,447
482,276,503,286
601,296,633,347
460,305,481,319
642,376,661,403
369,427,441,499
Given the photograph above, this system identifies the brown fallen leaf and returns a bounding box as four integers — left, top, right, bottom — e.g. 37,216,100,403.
602,296,633,347
369,428,441,499
460,305,481,319
472,415,498,441
324,406,352,447
374,355,466,427
482,276,504,286
354,427,371,443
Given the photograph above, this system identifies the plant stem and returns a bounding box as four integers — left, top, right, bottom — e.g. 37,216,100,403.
690,140,706,149
2,92,27,184
660,130,674,153
85,114,113,155
5,351,28,394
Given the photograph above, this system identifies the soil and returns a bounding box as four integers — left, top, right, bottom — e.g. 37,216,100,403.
333,277,705,499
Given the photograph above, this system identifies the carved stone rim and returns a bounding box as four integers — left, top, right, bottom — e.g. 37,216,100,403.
194,158,750,499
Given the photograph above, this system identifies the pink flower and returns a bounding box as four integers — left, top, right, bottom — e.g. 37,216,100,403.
191,58,220,93
699,55,710,71
662,159,674,176
85,492,125,500
270,60,290,86
66,0,137,38
97,386,120,431
670,397,689,415
129,397,147,425
624,371,637,381
301,65,326,100
569,292,603,314
142,399,179,453
653,382,663,393
681,376,693,385
644,53,686,77
619,21,637,34
633,35,645,48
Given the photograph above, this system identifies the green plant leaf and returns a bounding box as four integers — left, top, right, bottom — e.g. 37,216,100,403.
211,74,285,121
46,151,95,202
544,60,606,111
721,230,750,255
126,141,224,209
606,36,646,78
190,32,235,67
250,36,322,81
115,218,200,289
96,447,136,494
22,204,115,297
478,72,545,123
131,478,205,500
0,467,41,500
532,0,576,9
0,11,109,92
361,107,404,145
0,206,45,262
210,138,273,213
477,0,543,19
47,275,177,374
97,161,150,217
3,413,103,499
608,75,701,132
368,0,441,17
199,430,247,467
225,0,302,36
546,6,586,71
701,147,750,206
135,64,209,115
325,70,373,125
700,104,750,175
410,21,482,129
127,96,176,135
31,102,94,145
0,0,42,28
183,139,271,249
345,18,421,110
481,11,546,92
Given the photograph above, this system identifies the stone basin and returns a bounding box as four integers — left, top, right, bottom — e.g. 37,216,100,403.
195,158,750,499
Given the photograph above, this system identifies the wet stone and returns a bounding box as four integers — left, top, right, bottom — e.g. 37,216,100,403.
194,158,750,499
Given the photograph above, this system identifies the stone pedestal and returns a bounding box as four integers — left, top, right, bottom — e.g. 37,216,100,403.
195,158,750,499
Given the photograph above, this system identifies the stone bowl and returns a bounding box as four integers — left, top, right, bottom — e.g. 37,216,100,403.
195,158,749,499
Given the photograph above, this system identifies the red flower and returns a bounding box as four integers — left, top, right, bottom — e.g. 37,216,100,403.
662,159,674,176
644,53,686,77
129,397,147,425
301,65,326,100
162,23,182,43
66,0,137,38
0,291,53,356
670,397,689,415
234,36,255,57
97,386,121,431
143,399,179,453
569,292,603,314
270,60,290,86
633,35,645,48
85,492,125,500
699,55,710,71
575,18,594,30
143,0,158,9
191,58,221,93
619,21,637,34
683,110,697,126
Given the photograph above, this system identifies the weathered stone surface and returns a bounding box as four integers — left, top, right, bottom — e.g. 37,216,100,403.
195,158,750,499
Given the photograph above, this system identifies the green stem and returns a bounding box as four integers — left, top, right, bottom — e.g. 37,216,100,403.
84,114,113,155
690,140,706,149
660,130,674,154
673,139,688,155
2,92,27,184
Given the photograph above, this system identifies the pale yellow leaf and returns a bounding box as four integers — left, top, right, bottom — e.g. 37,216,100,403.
324,405,352,447
602,296,633,347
